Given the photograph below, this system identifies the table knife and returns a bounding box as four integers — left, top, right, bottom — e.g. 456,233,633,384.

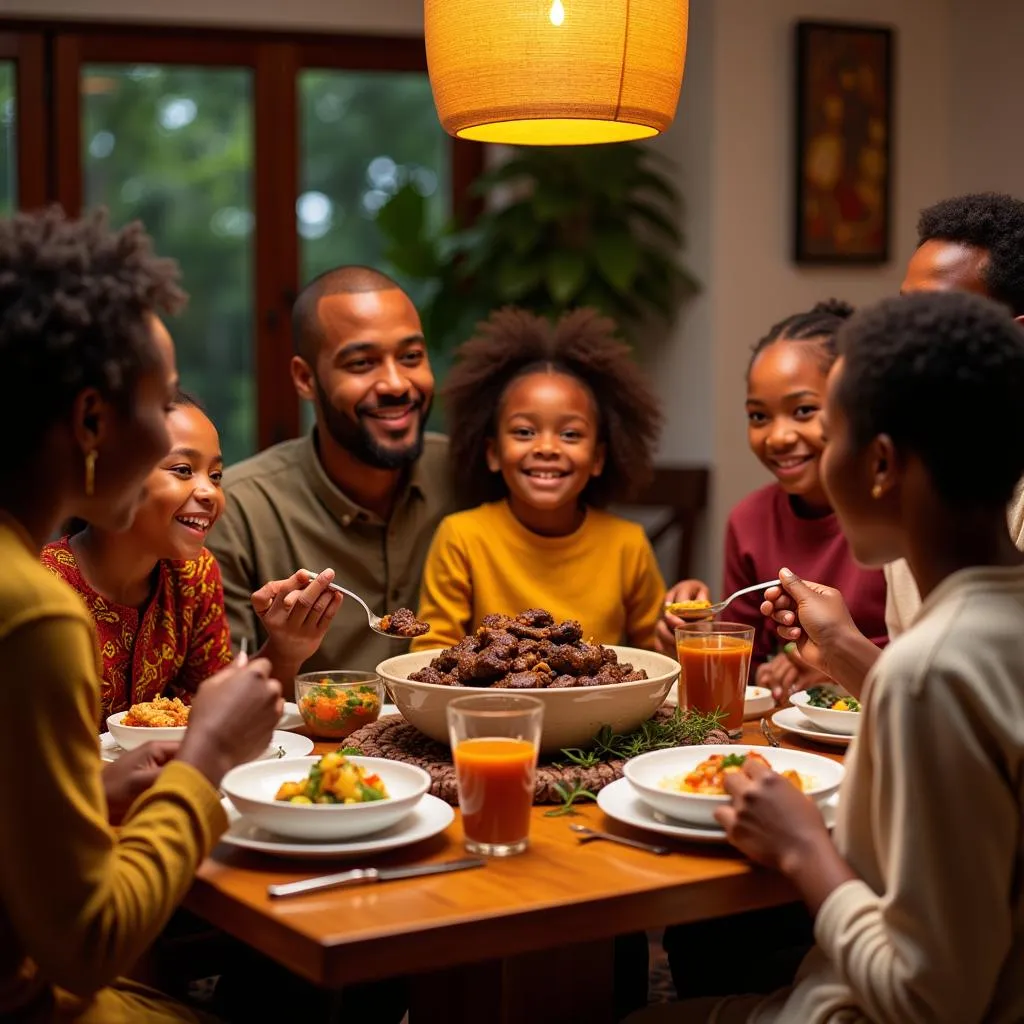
267,857,486,899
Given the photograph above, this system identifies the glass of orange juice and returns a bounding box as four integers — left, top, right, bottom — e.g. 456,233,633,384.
447,694,544,857
675,621,754,738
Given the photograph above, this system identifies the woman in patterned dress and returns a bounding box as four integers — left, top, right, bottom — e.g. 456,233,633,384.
42,392,342,716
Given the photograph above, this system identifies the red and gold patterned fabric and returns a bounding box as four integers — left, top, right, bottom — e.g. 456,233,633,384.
40,537,234,717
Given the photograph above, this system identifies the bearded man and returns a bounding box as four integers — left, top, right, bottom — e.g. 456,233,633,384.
209,266,453,672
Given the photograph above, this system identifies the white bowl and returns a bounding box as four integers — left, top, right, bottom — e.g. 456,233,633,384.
377,645,680,755
106,710,187,751
623,744,844,827
789,690,861,736
221,756,430,841
743,685,774,719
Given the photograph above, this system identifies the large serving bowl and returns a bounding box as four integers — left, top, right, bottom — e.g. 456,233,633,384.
221,756,430,841
107,711,187,751
623,744,844,827
377,646,680,755
789,690,861,736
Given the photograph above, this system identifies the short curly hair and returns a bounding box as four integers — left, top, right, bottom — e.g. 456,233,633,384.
0,206,185,468
748,298,855,376
834,291,1024,506
917,193,1024,316
443,307,663,508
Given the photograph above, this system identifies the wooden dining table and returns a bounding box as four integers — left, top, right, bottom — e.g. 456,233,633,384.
184,719,846,1023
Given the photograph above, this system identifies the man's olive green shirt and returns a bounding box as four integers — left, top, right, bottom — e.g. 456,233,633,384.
207,430,453,675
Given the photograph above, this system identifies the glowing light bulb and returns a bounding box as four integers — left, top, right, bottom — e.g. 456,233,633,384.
549,0,565,27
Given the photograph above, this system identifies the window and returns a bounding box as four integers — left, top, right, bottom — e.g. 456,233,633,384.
83,64,255,464
4,24,482,456
0,62,15,214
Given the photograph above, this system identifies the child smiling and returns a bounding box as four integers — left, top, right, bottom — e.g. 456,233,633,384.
412,308,666,651
659,302,887,695
42,392,341,714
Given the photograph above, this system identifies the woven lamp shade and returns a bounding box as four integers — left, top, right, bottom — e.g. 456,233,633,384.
425,0,688,146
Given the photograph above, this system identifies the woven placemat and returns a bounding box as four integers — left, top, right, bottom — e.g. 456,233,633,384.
344,709,730,805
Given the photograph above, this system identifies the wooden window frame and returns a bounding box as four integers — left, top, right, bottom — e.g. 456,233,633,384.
2,19,484,449
0,30,47,209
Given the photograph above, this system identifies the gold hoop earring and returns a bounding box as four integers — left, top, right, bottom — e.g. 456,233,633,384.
84,449,98,498
871,483,882,499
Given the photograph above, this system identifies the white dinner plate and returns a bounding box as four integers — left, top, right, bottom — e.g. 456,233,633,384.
99,730,313,764
771,706,851,748
216,792,454,859
277,701,401,732
597,776,838,845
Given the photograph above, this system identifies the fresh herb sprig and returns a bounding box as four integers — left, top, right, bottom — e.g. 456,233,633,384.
555,706,726,767
544,778,599,817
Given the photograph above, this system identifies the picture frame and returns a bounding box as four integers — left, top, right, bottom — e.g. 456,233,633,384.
793,21,893,264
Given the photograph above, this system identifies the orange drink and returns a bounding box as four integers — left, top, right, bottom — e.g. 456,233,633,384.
675,622,754,737
447,695,543,856
454,738,536,846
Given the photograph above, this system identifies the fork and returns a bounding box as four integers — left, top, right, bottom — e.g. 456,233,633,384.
760,717,782,747
568,823,671,856
299,569,396,638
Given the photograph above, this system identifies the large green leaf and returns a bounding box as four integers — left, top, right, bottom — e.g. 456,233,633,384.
376,183,425,247
497,260,544,301
545,251,588,305
593,231,640,293
626,199,683,244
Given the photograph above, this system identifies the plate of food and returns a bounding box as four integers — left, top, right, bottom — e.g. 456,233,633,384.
770,706,851,748
221,753,430,841
377,609,679,754
622,744,844,827
789,686,861,736
99,729,312,764
598,775,838,844
216,792,454,859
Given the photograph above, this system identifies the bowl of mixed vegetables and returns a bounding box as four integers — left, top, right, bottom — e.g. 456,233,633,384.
294,671,384,739
221,753,430,840
790,686,862,736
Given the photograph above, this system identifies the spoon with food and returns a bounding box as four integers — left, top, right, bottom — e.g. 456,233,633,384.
299,570,429,638
666,579,781,621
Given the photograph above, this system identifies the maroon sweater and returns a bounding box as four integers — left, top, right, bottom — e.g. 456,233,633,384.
722,483,888,666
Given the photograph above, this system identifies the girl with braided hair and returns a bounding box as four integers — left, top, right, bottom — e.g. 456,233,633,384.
658,301,888,702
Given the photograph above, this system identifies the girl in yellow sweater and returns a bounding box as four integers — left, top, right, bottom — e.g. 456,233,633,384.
413,307,666,651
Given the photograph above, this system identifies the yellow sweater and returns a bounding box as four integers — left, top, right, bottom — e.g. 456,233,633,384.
411,501,666,652
0,517,226,1023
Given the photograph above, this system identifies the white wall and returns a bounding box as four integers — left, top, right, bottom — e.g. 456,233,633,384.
693,0,952,590
949,0,1024,197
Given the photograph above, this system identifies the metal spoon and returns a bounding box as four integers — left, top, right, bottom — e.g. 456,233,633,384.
568,823,671,856
299,569,396,638
666,579,782,621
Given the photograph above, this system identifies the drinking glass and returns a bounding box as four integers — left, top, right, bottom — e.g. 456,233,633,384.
447,694,544,857
675,621,754,738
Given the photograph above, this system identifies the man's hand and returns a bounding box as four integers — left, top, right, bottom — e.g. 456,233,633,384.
251,568,343,676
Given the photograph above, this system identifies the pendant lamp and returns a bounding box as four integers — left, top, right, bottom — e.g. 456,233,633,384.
425,0,688,146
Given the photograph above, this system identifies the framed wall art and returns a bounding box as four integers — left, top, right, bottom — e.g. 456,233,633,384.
794,21,893,264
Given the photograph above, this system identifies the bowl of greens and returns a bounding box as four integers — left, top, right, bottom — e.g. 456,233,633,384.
790,686,861,736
